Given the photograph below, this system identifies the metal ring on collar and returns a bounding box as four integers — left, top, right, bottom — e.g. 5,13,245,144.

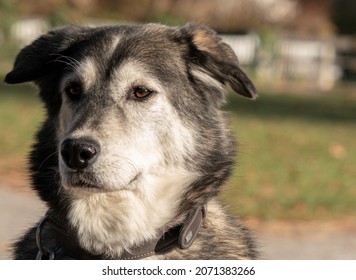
36,250,55,260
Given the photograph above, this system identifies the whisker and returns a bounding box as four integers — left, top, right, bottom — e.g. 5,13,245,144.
49,54,83,74
37,151,58,171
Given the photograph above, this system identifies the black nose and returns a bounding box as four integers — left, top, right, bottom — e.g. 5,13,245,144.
60,138,99,170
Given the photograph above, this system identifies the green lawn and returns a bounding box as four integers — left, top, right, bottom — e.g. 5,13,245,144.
222,91,356,220
0,84,43,159
1,81,356,220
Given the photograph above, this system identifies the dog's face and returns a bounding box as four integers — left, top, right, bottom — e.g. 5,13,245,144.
6,23,256,198
6,23,257,257
57,47,199,193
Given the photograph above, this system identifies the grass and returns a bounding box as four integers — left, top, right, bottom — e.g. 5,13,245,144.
1,81,356,220
222,91,356,220
0,84,43,162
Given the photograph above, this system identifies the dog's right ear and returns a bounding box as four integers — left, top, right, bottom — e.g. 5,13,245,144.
4,26,86,84
179,23,257,99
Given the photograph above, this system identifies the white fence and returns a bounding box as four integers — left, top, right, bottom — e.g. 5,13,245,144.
222,33,341,90
276,38,340,90
221,33,260,65
10,18,50,47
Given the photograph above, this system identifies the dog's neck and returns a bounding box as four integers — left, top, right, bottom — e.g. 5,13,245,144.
64,172,197,258
66,191,174,258
40,204,206,259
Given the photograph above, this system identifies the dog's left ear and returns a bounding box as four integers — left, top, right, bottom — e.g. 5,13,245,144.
179,23,257,99
4,26,87,85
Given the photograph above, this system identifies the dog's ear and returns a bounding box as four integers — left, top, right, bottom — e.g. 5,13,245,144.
4,26,86,84
180,23,257,99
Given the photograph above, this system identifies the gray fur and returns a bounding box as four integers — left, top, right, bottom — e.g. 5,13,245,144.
5,23,258,259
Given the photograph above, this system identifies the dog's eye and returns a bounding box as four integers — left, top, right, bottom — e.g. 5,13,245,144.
133,86,154,99
64,83,82,100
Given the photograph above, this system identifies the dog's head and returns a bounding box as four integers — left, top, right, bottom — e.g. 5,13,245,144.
5,23,256,207
6,23,257,256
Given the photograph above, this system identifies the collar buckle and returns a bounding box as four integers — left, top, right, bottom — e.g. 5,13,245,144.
178,205,207,249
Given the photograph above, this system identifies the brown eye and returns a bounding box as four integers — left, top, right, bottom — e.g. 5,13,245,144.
65,83,82,100
133,86,154,99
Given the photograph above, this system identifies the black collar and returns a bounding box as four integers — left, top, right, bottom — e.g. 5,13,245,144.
36,205,206,260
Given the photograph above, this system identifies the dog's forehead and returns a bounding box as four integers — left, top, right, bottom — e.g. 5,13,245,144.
70,25,184,88
108,26,182,72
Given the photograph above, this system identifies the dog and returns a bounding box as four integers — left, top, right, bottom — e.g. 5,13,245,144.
5,22,258,259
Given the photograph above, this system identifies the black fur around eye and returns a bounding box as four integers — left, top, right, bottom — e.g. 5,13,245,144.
133,86,154,100
64,83,82,100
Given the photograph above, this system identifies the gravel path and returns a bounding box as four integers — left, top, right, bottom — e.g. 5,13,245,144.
1,184,356,260
251,219,356,259
0,185,46,259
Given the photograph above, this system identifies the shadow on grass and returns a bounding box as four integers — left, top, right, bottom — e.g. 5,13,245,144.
226,92,356,124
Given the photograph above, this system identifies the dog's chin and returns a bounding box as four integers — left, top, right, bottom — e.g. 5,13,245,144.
63,181,108,193
61,172,140,193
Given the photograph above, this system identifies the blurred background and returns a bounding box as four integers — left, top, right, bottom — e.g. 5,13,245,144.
0,0,355,259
